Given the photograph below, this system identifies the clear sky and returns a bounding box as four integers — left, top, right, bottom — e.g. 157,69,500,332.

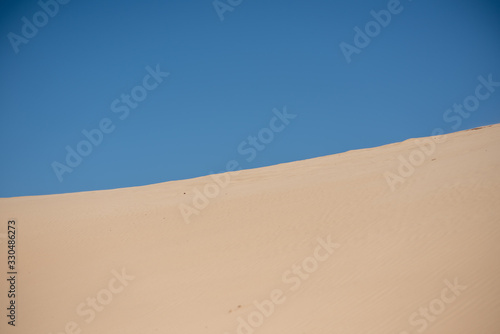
1,0,499,197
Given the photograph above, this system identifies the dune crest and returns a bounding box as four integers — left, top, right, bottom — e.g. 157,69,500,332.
1,124,500,334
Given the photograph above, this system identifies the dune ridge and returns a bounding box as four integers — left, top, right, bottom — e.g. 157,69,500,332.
1,124,500,334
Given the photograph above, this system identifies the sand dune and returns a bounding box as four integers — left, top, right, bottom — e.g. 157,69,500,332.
1,124,500,334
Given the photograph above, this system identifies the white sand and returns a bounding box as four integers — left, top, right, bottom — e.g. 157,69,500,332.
1,124,499,334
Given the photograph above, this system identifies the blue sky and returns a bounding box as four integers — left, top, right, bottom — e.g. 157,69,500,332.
1,0,499,197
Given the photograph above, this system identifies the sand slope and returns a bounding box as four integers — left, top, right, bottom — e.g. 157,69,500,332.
1,124,500,334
